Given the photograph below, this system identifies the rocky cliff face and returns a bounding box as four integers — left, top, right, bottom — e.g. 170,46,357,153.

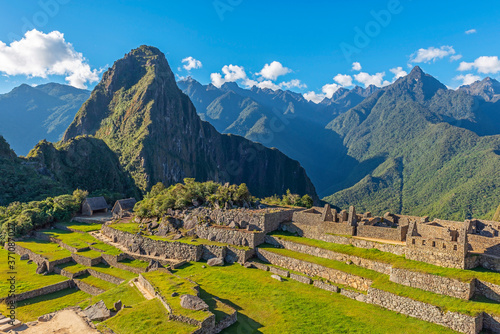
63,46,318,201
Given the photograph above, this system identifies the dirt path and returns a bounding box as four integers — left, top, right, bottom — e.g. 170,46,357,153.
15,309,99,334
131,279,155,300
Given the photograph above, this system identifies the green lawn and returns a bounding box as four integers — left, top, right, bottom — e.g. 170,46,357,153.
56,261,88,274
142,270,212,322
15,239,72,261
90,263,138,281
79,283,145,310
0,247,68,297
173,262,456,334
98,299,198,334
57,221,104,232
260,245,500,317
39,228,99,250
76,273,118,291
270,231,500,285
90,241,124,256
118,257,149,269
0,288,90,322
76,249,102,259
110,223,141,234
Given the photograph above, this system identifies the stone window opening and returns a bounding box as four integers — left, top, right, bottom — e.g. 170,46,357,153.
422,240,426,246
432,241,436,247
453,245,457,251
412,239,415,245
443,244,446,249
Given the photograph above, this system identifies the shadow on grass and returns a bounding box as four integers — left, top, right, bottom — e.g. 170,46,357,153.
197,287,263,333
16,288,82,307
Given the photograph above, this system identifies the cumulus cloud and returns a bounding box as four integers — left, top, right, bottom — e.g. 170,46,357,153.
458,56,500,74
352,62,362,71
210,64,248,88
303,91,325,103
450,54,463,61
465,29,477,34
303,83,342,103
0,29,99,89
354,72,389,87
280,79,307,90
409,46,456,63
182,56,202,71
333,74,353,87
257,61,291,80
454,74,481,86
389,67,407,81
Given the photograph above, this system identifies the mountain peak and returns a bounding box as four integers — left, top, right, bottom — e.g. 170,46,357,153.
408,65,424,78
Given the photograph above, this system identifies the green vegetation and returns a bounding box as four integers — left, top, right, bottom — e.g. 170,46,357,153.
80,283,144,310
0,247,67,297
0,288,90,322
110,223,140,234
90,263,137,281
494,203,500,222
270,231,500,285
91,241,124,256
76,273,117,291
56,261,88,273
118,257,149,269
57,220,103,232
261,189,313,208
260,245,500,317
15,239,72,261
98,299,198,334
134,179,253,218
173,262,455,333
40,227,99,249
0,189,87,242
142,270,212,322
76,249,103,259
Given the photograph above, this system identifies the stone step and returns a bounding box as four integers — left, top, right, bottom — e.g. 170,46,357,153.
0,318,11,325
0,319,22,332
0,315,5,321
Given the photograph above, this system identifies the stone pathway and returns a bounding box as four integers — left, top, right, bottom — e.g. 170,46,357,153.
0,314,22,332
131,279,155,300
352,236,406,245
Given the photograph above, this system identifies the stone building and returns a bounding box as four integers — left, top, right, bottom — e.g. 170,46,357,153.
81,197,108,216
112,198,137,218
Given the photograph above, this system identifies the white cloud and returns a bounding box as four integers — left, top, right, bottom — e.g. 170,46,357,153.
280,79,307,90
0,29,99,89
465,29,477,35
454,74,481,86
389,67,407,81
352,62,362,71
303,91,325,103
333,74,353,87
182,56,202,71
255,80,281,90
257,61,291,80
322,83,341,98
210,64,248,88
354,71,388,87
450,54,463,61
458,56,500,74
409,46,456,63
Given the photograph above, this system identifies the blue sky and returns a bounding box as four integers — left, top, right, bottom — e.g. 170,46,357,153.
0,0,499,101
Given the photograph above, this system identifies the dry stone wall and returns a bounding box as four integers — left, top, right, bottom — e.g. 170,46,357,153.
73,279,105,295
71,253,102,266
5,280,73,302
341,288,482,334
256,248,372,291
356,225,408,242
195,225,265,248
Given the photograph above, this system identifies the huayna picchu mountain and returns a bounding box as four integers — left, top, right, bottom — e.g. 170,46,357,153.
63,46,318,201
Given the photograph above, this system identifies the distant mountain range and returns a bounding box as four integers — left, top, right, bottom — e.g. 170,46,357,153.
0,83,90,156
1,50,500,220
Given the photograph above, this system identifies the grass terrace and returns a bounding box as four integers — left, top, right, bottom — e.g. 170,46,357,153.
56,261,88,274
98,299,198,334
56,221,104,232
270,231,500,285
118,257,149,270
90,263,138,281
259,245,500,317
110,222,140,234
16,238,72,261
0,248,67,297
90,241,123,256
0,289,90,322
76,249,102,260
142,270,212,322
39,228,98,250
172,262,456,333
76,273,118,291
79,283,145,310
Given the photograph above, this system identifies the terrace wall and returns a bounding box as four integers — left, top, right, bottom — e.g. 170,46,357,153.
4,280,74,302
356,224,408,242
195,225,265,248
73,279,105,295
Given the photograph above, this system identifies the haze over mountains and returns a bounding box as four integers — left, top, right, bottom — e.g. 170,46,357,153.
1,46,500,220
0,83,90,156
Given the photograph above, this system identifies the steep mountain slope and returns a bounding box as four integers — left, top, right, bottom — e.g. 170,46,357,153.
63,46,318,200
178,78,377,196
494,204,500,222
325,67,500,220
0,83,90,155
0,135,68,205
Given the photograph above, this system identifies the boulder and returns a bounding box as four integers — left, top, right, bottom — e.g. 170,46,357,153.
180,295,209,311
84,300,111,321
271,275,283,282
171,292,179,297
172,234,183,240
228,221,239,229
114,300,122,312
207,258,224,267
38,313,54,322
20,254,29,261
36,262,47,274
27,260,33,264
146,260,161,271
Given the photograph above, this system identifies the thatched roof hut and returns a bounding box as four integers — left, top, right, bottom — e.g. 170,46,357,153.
112,198,137,218
82,197,108,216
